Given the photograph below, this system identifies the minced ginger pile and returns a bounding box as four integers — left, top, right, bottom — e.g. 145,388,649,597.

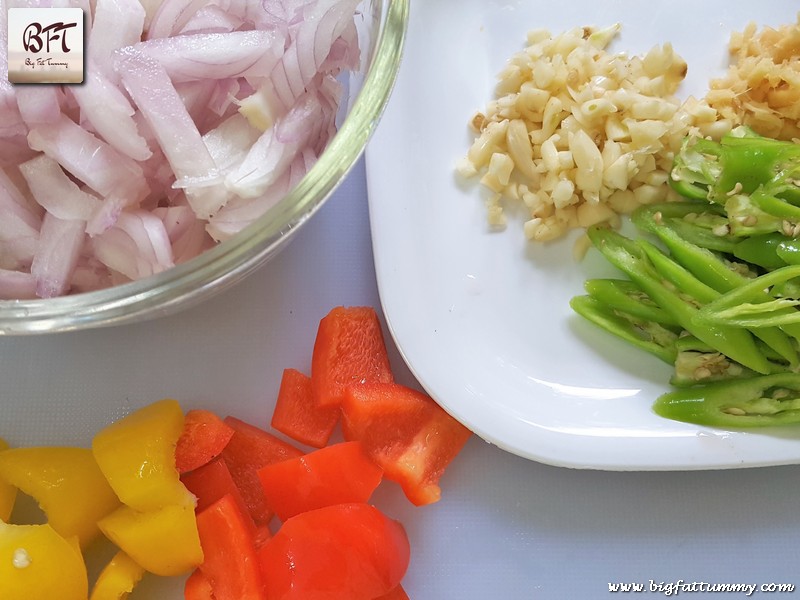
458,17,800,244
707,18,800,140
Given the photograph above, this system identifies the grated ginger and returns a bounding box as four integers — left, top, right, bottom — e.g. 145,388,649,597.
706,14,800,140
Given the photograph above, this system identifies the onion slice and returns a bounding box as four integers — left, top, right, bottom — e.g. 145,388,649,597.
27,114,150,205
19,155,101,221
115,48,225,218
90,0,146,75
31,214,86,298
70,63,153,161
131,30,286,83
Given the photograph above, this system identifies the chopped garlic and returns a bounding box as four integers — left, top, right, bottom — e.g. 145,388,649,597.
458,24,730,243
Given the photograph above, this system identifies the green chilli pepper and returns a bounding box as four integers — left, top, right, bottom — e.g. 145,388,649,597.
654,373,800,428
638,237,797,367
569,295,678,364
670,350,754,388
639,214,755,293
732,232,790,270
632,203,736,254
631,203,800,363
671,127,800,201
776,238,800,265
586,226,773,375
670,127,800,237
697,265,800,328
583,279,679,327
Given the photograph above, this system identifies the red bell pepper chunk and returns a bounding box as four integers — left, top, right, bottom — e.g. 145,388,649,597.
221,417,304,525
196,493,266,600
257,503,409,600
374,585,410,600
270,368,340,448
257,441,383,521
184,569,215,600
253,523,273,549
175,409,235,474
311,306,394,408
342,382,472,506
181,456,257,537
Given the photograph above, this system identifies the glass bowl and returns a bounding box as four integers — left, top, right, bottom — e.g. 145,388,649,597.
0,0,409,334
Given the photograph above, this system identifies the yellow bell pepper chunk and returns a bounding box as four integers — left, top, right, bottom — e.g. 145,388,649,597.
0,522,88,600
0,446,120,548
98,501,203,577
92,399,194,511
89,550,145,600
0,439,17,522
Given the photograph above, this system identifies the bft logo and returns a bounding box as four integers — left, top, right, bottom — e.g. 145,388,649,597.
22,21,78,54
7,8,84,84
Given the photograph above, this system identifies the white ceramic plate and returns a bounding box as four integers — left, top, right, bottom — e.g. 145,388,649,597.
366,0,800,470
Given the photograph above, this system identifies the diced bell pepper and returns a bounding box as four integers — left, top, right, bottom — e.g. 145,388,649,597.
0,439,17,522
92,399,194,511
98,501,203,577
0,522,88,600
257,441,383,521
175,409,235,474
0,446,120,548
89,550,145,600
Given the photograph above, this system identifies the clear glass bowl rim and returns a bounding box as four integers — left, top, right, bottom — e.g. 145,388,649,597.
0,0,410,335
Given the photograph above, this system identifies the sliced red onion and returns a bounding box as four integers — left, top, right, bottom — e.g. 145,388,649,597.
174,79,218,126
208,150,311,241
138,0,163,31
115,210,174,271
0,269,37,300
237,0,360,128
0,83,28,140
27,114,150,203
172,219,212,263
210,0,274,29
2,166,44,219
147,0,207,39
31,213,85,298
0,170,40,269
321,18,360,73
85,195,129,237
154,205,210,263
15,86,62,127
140,148,183,206
225,90,324,199
207,78,241,118
130,30,286,83
311,74,341,155
19,155,101,221
92,211,174,280
91,226,143,281
180,5,243,34
0,0,361,297
115,48,224,217
69,260,112,293
0,136,37,168
202,113,260,173
0,3,7,80
89,0,146,75
0,169,42,231
154,205,196,242
70,63,153,161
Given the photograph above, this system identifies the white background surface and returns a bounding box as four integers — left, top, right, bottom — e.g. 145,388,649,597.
2,160,800,599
